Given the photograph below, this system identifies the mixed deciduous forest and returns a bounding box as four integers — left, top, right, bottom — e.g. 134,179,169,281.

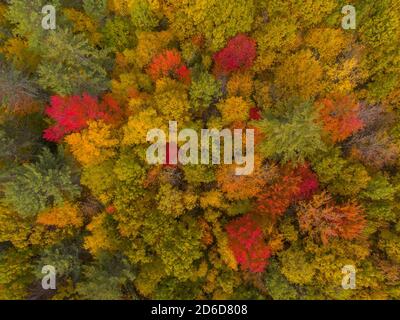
1,0,400,300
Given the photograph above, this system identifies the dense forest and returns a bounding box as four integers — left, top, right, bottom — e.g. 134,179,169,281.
1,0,400,300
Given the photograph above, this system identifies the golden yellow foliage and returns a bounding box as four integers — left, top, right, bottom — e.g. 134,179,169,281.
198,218,214,246
134,31,173,68
253,80,271,110
305,28,348,63
1,38,40,72
36,203,83,228
127,91,151,114
156,184,198,217
65,121,119,166
134,259,165,298
108,0,134,15
153,78,190,122
108,0,162,17
325,58,361,94
267,234,285,255
0,3,6,18
216,97,251,125
252,18,299,72
227,72,254,99
63,8,101,45
274,50,323,100
200,190,226,209
122,108,165,145
0,206,31,249
84,213,118,255
29,225,75,247
161,0,255,51
212,222,238,271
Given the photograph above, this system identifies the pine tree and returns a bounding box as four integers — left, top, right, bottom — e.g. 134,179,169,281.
37,29,110,95
2,147,81,217
255,101,326,164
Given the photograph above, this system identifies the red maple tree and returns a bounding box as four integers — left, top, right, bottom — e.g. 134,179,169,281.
147,49,191,84
43,93,122,142
293,164,319,201
213,34,257,75
164,142,178,168
226,213,271,273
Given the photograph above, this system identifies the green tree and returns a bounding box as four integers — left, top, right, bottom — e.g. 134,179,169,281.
130,0,159,31
37,29,110,95
77,252,137,300
83,0,108,21
312,147,371,196
189,72,221,114
360,174,398,222
6,0,61,52
255,101,326,164
35,239,82,282
2,147,81,217
102,17,137,52
265,259,299,300
358,0,400,101
143,213,204,281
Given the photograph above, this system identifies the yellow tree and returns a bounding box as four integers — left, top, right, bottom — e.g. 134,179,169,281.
274,50,323,100
36,203,83,228
84,212,121,255
122,108,165,145
63,8,101,45
305,28,349,64
161,0,256,51
153,78,191,123
65,120,119,167
216,96,252,125
226,72,254,99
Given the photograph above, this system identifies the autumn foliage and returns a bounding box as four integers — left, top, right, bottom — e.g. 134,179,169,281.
317,94,364,142
1,0,400,301
298,192,366,244
43,94,122,142
213,34,257,75
256,164,319,219
257,178,299,218
226,213,271,273
249,107,262,120
147,49,191,84
294,164,319,201
36,203,83,228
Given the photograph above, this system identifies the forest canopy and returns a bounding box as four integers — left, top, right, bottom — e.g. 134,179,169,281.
0,0,400,300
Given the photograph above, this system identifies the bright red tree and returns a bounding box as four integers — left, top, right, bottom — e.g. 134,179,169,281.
293,164,319,201
226,213,271,273
147,49,191,84
213,34,257,75
43,93,122,142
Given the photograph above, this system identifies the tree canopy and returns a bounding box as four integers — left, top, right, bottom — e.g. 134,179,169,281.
0,0,400,300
